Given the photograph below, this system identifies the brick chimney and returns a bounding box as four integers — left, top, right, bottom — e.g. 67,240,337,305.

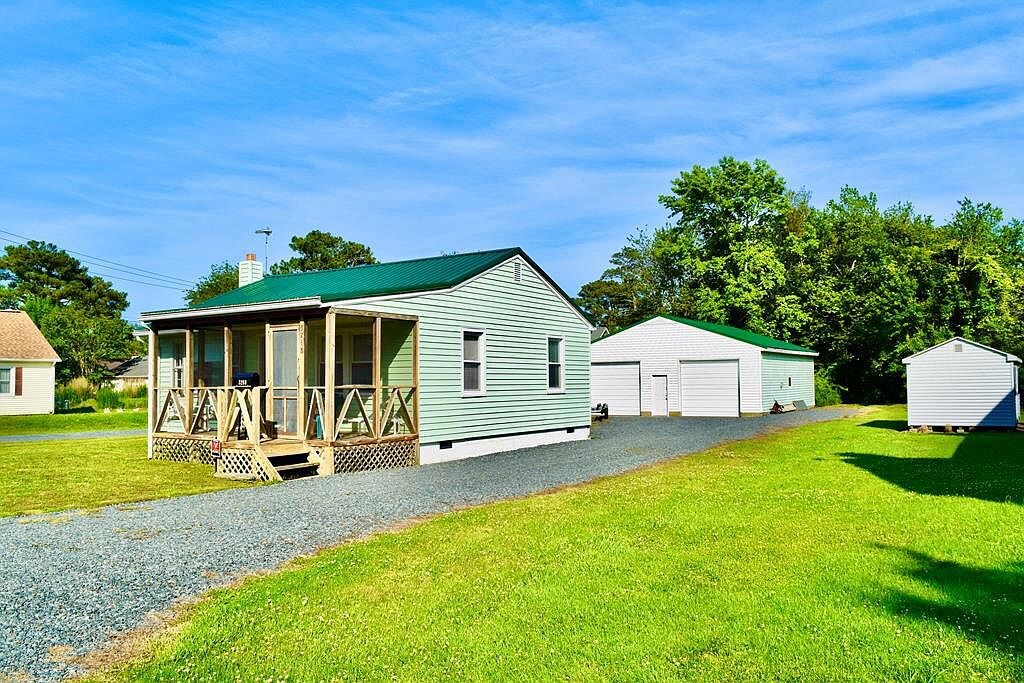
238,252,264,287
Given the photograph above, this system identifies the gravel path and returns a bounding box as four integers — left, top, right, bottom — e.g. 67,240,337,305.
1,408,854,681
0,429,146,443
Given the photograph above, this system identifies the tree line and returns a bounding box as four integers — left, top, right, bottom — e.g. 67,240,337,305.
576,157,1024,403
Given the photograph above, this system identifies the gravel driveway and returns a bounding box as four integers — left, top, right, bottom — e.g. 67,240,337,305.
1,408,854,681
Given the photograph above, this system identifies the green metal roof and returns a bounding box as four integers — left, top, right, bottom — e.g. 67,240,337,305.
192,247,522,309
595,314,815,353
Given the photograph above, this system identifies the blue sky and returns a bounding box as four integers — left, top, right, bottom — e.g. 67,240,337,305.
2,1,1023,319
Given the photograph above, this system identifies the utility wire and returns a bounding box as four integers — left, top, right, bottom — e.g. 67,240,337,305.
0,234,187,291
0,228,193,286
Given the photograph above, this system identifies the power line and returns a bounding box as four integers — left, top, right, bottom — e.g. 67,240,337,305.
0,228,194,286
0,234,186,291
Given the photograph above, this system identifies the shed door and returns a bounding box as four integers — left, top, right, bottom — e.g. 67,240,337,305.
680,360,740,417
591,362,640,415
651,375,669,416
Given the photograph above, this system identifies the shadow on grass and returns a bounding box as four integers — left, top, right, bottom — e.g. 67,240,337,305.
874,546,1024,667
56,407,97,414
861,420,906,431
841,431,1024,505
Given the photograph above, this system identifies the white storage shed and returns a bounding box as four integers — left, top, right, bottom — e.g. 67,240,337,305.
590,315,817,417
903,337,1021,428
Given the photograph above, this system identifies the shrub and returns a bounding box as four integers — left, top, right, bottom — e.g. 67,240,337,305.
96,387,124,410
123,396,148,410
123,383,148,399
814,367,845,406
58,377,96,407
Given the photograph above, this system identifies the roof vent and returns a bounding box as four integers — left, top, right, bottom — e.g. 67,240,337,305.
514,261,522,282
954,343,963,352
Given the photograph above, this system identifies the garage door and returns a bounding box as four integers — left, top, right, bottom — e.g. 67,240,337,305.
591,362,640,415
680,360,739,417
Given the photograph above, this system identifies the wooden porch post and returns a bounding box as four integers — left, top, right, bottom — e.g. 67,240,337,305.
320,310,336,475
223,325,232,386
412,320,420,435
183,326,194,433
372,315,382,439
297,317,306,441
264,322,272,427
148,328,158,458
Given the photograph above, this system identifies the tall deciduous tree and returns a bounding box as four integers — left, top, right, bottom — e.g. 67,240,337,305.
270,230,376,274
653,157,807,338
0,240,128,317
39,306,136,383
185,261,238,306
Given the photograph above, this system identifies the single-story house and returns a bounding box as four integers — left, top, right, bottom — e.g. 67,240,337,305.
139,248,592,480
0,310,61,416
590,315,816,417
903,337,1021,428
106,356,148,391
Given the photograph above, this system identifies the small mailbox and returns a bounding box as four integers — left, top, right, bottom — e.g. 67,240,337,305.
232,371,260,388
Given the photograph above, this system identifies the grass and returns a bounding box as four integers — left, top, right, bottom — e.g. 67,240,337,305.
0,437,252,516
0,408,147,435
93,406,1024,681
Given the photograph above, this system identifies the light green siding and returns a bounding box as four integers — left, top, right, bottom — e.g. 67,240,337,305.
381,319,414,386
344,256,591,444
760,352,815,412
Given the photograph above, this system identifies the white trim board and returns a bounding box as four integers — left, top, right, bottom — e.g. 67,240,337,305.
420,426,589,464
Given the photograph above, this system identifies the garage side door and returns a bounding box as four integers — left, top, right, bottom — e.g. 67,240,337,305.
591,362,640,415
680,360,739,417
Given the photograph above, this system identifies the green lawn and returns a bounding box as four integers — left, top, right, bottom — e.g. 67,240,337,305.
0,437,251,516
95,406,1024,681
0,409,147,435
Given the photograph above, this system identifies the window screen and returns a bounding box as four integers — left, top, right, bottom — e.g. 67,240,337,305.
548,338,564,390
463,331,484,392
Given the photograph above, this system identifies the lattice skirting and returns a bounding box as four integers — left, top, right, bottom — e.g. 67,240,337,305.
216,448,272,481
332,439,418,473
152,436,214,465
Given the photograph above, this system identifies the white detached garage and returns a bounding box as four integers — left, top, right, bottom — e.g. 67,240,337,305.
903,337,1021,428
590,315,817,417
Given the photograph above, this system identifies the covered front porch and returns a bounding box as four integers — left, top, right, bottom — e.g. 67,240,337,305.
147,307,419,481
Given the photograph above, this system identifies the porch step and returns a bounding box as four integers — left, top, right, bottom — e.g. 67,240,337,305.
262,445,318,480
273,461,320,480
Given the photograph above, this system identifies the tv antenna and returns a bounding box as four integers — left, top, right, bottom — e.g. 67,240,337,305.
255,227,272,266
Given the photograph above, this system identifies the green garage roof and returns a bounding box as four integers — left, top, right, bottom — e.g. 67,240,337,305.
596,314,815,353
191,247,523,309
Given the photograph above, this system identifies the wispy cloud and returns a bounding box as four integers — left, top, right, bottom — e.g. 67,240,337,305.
0,1,1022,316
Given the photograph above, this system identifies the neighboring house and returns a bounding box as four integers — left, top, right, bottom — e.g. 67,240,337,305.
590,315,817,417
903,337,1021,428
107,356,148,391
0,310,61,416
139,248,592,481
130,322,150,342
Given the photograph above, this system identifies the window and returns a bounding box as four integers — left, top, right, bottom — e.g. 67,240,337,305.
462,330,485,395
352,334,373,385
547,337,564,391
0,367,11,395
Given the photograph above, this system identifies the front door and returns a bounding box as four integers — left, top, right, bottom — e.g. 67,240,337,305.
269,326,300,436
651,374,669,416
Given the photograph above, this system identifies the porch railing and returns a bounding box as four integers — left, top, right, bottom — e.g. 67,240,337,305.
155,383,416,444
154,386,268,443
303,385,417,441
